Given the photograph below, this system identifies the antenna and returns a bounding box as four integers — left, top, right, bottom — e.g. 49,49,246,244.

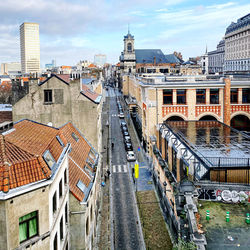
128,23,130,34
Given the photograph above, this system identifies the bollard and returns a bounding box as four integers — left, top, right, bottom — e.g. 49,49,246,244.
226,211,230,222
246,213,250,224
206,210,210,221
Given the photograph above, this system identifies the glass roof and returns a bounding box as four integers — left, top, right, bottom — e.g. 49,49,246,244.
165,121,250,161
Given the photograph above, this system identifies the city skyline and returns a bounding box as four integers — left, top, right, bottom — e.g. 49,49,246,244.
0,0,250,66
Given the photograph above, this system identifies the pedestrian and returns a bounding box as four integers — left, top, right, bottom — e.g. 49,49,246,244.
107,169,111,178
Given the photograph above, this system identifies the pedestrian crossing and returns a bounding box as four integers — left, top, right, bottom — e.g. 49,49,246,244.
112,164,128,173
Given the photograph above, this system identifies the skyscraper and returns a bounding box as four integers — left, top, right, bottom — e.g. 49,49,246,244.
20,22,40,74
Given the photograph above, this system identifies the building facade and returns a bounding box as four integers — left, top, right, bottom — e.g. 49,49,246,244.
119,31,136,74
224,13,250,74
12,74,103,152
122,75,250,153
94,54,107,67
20,22,40,74
0,120,70,250
208,40,225,74
1,62,21,75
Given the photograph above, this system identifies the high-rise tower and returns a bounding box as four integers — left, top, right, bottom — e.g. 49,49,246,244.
20,22,40,74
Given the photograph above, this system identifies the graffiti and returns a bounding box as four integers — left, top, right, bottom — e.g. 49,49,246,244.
198,189,217,200
198,188,250,203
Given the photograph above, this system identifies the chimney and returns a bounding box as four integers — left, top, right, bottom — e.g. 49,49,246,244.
154,56,156,66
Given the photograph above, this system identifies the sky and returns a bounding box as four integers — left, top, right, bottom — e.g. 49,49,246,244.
0,0,249,67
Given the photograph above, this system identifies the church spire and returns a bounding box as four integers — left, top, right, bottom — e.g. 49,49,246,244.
128,23,130,35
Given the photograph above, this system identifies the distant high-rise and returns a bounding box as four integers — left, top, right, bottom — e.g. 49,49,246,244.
20,22,40,74
94,54,107,67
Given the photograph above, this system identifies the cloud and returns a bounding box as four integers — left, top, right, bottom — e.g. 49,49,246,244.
155,8,169,12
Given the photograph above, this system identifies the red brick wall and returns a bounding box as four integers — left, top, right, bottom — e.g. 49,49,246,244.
0,111,12,123
223,78,231,126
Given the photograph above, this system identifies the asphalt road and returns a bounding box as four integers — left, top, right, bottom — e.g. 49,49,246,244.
107,87,144,250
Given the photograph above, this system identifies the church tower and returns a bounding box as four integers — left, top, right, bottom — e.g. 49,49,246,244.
120,29,136,74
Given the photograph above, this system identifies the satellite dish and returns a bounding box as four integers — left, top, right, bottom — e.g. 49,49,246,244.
47,122,53,127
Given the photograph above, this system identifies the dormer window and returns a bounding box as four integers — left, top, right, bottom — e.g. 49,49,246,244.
127,42,132,52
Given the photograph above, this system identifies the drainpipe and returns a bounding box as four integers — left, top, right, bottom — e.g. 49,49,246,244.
156,88,159,125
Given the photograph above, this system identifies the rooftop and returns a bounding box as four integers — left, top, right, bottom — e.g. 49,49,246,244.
225,13,250,35
165,121,250,167
59,122,98,202
0,119,68,193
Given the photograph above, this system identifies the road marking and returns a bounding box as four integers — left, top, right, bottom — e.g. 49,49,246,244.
112,165,128,173
118,165,121,172
123,165,127,172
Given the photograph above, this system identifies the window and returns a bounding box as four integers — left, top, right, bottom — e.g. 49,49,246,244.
242,88,250,103
53,233,57,250
127,42,132,52
172,149,177,179
230,88,238,103
196,89,206,104
71,132,79,142
177,90,186,104
86,217,89,236
64,169,67,185
210,89,219,104
59,179,63,198
163,90,172,104
44,89,52,103
77,180,87,193
43,150,56,170
60,217,63,240
53,192,57,213
19,211,38,243
56,136,64,147
65,203,68,224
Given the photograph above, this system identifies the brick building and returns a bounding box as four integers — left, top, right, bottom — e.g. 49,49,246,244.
122,75,250,153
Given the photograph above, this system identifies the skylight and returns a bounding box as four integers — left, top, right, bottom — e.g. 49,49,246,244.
71,132,79,142
43,150,56,170
56,135,64,147
76,180,87,193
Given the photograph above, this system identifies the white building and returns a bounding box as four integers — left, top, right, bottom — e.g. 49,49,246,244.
1,62,21,75
224,13,250,74
20,22,40,74
198,47,208,74
208,40,225,74
94,54,107,67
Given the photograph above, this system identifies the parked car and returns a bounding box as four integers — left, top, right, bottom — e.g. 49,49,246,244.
127,151,136,161
125,142,133,151
119,112,124,118
122,126,128,133
120,121,127,127
123,131,129,136
124,136,131,144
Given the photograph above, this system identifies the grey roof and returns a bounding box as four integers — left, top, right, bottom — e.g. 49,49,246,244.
183,60,195,65
225,13,250,35
165,54,183,64
135,49,167,64
124,32,134,39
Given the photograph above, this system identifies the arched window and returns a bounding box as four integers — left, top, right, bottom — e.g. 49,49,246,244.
127,42,132,52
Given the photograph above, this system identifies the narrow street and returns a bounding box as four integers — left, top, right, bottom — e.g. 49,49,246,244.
106,86,145,250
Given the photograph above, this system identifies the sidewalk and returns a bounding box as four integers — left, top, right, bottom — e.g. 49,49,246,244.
120,96,153,192
96,96,111,250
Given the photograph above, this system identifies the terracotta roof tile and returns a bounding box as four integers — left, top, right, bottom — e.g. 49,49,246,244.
81,84,102,104
0,120,66,193
55,74,70,84
60,122,97,201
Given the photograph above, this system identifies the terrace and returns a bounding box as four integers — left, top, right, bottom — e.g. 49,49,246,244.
156,121,250,184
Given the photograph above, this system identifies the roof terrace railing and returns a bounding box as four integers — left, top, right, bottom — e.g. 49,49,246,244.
200,157,250,169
